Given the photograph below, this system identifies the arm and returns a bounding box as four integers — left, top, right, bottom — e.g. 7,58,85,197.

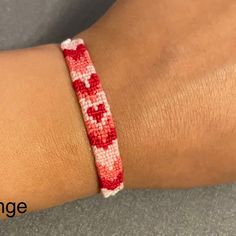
0,45,99,213
1,0,236,217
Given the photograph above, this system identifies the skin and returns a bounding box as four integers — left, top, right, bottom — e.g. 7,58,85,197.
0,0,235,218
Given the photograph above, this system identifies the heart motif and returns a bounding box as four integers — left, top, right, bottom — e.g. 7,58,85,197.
99,171,123,190
87,104,106,123
72,73,100,96
63,44,87,61
88,126,117,149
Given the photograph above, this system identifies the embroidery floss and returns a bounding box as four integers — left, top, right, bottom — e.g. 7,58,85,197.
61,38,124,197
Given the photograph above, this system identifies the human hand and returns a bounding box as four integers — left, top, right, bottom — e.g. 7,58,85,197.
77,0,236,188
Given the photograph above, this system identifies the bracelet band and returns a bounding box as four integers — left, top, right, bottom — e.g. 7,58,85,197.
61,38,124,197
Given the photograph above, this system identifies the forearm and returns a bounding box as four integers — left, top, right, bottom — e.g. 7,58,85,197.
0,45,99,214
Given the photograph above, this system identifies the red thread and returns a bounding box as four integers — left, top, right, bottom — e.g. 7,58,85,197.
87,104,106,123
72,73,100,97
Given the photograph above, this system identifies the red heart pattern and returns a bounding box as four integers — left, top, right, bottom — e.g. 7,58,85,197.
87,104,106,123
72,73,100,97
61,38,124,197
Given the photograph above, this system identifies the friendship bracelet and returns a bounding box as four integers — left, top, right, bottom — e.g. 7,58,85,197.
61,38,124,198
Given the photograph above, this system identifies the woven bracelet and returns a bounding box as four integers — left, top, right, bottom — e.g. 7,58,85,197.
61,38,124,197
